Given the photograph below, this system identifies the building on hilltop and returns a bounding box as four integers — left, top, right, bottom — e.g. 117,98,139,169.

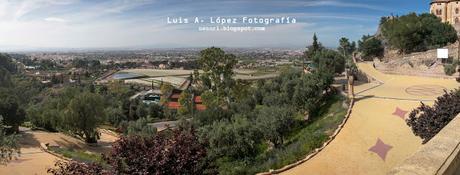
430,0,460,29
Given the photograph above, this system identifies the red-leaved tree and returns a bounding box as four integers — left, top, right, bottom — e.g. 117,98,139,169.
406,89,460,143
48,129,209,175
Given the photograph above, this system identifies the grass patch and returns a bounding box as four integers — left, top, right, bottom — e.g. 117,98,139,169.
217,95,348,174
49,147,104,164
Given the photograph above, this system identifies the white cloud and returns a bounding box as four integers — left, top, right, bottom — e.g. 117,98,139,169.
0,0,381,50
44,17,67,23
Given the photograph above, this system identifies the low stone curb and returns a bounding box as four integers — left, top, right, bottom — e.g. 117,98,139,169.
257,98,355,175
39,143,71,162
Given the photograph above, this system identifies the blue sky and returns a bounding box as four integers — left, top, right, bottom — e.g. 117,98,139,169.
0,0,430,50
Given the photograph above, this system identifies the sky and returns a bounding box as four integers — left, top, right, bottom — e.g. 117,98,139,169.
0,0,430,51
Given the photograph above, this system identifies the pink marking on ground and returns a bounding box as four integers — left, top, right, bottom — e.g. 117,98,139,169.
369,138,393,161
392,107,408,120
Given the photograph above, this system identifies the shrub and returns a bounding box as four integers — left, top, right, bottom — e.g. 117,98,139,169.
381,13,457,53
406,89,460,143
48,161,109,175
358,35,384,60
48,129,208,175
444,64,457,76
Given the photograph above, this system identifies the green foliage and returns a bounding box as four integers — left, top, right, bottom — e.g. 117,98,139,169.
0,90,26,132
147,103,165,119
312,49,346,74
305,33,325,59
198,47,237,106
0,54,18,74
0,116,20,165
213,95,347,174
27,87,107,143
26,87,79,132
255,106,296,147
49,147,103,164
444,63,458,76
104,107,126,126
65,92,106,143
358,35,384,60
119,118,157,138
178,90,193,116
381,13,457,53
0,68,12,88
193,65,337,174
338,37,356,56
193,106,233,127
200,115,262,160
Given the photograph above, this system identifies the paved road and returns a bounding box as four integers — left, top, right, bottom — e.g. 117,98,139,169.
283,62,460,175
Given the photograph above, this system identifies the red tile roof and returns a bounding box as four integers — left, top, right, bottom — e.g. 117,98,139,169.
170,93,181,99
194,96,203,103
167,102,180,109
195,104,206,111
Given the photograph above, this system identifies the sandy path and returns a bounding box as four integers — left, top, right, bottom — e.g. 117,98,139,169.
0,128,119,175
283,62,459,175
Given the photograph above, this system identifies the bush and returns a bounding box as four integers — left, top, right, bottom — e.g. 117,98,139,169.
48,161,109,175
381,13,457,53
49,129,208,175
118,117,156,137
406,89,460,143
358,35,384,60
312,50,346,74
444,64,457,76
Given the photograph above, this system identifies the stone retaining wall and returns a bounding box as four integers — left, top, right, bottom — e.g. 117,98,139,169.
388,114,460,175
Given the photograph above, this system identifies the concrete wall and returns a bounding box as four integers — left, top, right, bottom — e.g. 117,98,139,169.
388,114,460,175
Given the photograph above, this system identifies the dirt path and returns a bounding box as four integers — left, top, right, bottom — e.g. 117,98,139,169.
283,62,460,175
0,128,119,175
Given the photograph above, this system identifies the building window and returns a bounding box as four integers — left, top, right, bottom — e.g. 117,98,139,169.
456,17,459,24
436,9,443,15
456,8,459,14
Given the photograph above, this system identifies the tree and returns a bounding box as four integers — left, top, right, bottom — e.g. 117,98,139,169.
119,117,157,138
0,54,18,74
0,116,20,165
160,83,174,104
406,89,460,143
256,106,296,147
50,130,208,175
358,35,384,60
148,103,165,119
0,68,12,88
178,90,193,116
338,37,356,57
106,129,207,175
198,47,237,106
65,92,106,143
312,50,346,74
105,107,126,126
305,33,324,59
0,90,25,133
201,115,261,159
381,13,457,53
